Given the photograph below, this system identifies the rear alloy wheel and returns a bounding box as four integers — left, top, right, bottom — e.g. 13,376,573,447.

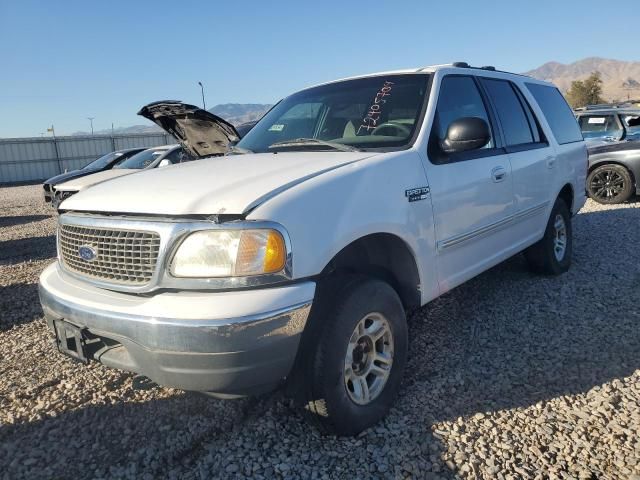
300,275,408,436
587,164,633,204
524,197,572,275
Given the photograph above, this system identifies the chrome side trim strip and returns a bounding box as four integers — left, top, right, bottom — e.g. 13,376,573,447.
438,201,549,251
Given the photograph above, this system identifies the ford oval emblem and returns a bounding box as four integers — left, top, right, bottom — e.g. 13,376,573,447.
78,245,97,262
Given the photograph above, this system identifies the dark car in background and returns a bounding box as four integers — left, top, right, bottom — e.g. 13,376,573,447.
235,120,257,138
575,106,640,144
587,141,640,204
42,147,145,202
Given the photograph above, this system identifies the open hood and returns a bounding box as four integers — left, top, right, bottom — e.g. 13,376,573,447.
138,101,240,158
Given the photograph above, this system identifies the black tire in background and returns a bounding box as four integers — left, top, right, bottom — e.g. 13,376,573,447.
587,164,634,204
298,275,408,436
524,197,572,275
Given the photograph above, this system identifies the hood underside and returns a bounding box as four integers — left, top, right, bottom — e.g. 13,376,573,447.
138,101,239,158
59,151,375,216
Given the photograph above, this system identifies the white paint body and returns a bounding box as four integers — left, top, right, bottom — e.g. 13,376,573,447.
54,66,587,314
55,169,137,193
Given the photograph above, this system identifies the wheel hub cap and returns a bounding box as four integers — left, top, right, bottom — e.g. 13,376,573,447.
553,214,567,262
590,169,625,200
343,313,394,405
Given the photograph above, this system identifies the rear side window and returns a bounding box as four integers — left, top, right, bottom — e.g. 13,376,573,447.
482,79,535,146
578,115,620,132
526,83,583,144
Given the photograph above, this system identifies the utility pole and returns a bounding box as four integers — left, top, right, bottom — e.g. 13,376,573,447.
87,117,95,135
47,125,62,174
198,81,206,110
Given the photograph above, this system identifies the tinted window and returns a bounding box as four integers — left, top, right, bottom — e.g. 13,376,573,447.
114,149,166,169
526,83,582,144
622,114,640,130
434,76,494,148
165,147,194,164
578,115,619,132
482,79,534,146
82,152,122,170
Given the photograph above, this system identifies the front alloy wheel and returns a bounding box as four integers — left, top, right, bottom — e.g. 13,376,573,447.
344,313,394,405
299,275,408,436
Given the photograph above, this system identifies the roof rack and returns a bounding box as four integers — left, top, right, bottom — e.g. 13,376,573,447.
451,62,498,72
582,102,635,110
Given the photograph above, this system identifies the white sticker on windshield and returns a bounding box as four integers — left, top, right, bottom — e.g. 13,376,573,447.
269,124,285,132
588,117,606,124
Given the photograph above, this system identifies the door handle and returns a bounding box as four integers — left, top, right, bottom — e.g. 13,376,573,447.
491,166,507,183
545,155,557,169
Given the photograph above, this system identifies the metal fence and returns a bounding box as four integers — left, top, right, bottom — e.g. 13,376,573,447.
0,133,177,184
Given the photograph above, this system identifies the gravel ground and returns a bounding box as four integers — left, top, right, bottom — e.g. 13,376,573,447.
0,184,638,480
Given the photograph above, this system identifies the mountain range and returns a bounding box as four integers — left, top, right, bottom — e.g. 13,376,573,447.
524,57,640,101
68,58,640,137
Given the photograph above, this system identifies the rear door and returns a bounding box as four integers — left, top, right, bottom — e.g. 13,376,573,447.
480,78,554,243
426,74,515,291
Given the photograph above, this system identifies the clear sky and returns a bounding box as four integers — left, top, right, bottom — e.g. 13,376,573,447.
1,0,638,138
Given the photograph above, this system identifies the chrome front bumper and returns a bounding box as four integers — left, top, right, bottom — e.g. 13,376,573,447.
39,263,315,395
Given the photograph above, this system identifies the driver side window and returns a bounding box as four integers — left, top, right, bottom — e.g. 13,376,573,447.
434,76,495,149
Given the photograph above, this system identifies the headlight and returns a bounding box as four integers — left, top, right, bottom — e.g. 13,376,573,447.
170,229,287,278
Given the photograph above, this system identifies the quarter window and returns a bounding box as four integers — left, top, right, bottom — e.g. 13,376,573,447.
525,83,583,144
434,76,494,148
482,79,536,146
622,114,640,130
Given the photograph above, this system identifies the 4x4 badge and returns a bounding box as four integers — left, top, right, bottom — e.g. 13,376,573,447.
405,186,430,202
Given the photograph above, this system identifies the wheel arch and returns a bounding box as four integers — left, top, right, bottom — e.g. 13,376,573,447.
557,183,575,214
320,233,422,311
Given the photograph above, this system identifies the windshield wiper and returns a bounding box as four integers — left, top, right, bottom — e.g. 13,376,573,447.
268,138,360,152
227,145,254,155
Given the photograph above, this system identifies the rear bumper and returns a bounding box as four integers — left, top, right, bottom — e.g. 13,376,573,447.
39,263,315,396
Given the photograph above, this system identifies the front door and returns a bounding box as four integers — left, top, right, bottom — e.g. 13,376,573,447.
425,74,515,292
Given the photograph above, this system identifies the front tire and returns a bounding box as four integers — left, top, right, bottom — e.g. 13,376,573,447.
524,197,572,275
587,164,633,204
300,275,408,436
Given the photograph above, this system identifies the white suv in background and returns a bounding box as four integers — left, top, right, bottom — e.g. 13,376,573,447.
39,63,587,435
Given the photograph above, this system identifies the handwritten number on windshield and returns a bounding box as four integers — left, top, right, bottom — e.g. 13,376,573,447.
358,81,394,135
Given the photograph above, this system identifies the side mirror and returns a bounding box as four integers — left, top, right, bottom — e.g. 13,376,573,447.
158,159,172,168
441,117,491,153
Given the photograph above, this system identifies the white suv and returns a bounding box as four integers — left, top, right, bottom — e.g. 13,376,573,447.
39,64,587,435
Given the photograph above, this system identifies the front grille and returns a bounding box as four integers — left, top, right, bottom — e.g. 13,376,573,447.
59,224,161,285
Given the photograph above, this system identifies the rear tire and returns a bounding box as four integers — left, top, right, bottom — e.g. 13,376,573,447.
298,275,408,436
524,198,572,275
587,164,633,204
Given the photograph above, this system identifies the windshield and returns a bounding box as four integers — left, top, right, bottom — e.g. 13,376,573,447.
82,152,122,170
114,149,166,169
236,74,430,153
